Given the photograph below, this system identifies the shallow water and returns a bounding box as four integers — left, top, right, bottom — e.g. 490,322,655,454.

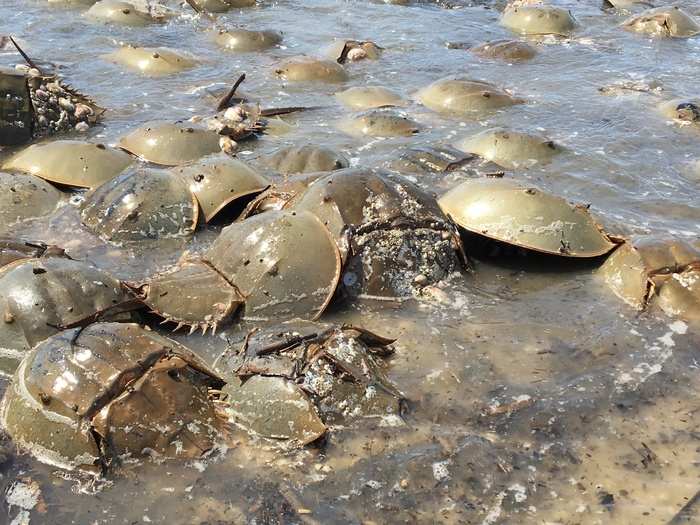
0,0,699,523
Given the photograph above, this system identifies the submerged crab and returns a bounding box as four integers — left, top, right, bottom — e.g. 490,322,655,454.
214,321,404,444
80,160,269,244
0,257,136,373
469,39,537,62
439,178,619,258
598,237,700,321
0,171,62,230
622,7,700,38
264,144,349,175
335,86,406,110
1,322,225,472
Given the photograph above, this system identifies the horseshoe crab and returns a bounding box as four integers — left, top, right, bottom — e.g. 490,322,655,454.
388,145,487,175
454,128,562,169
438,178,618,257
500,5,577,36
657,98,700,125
2,140,134,189
417,78,523,116
288,169,463,298
470,39,537,61
0,172,62,229
338,110,420,137
1,322,225,472
0,239,64,269
326,40,382,63
188,0,256,12
242,172,324,215
212,28,283,52
0,66,33,146
104,46,199,76
86,1,159,25
118,121,221,166
0,257,135,373
598,237,700,320
135,210,341,328
274,57,348,83
622,7,700,38
215,322,403,444
336,86,405,110
265,145,349,175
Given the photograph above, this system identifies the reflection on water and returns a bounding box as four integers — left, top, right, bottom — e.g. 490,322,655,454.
0,0,699,523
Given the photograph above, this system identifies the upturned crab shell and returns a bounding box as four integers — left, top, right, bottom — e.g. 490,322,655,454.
598,237,700,310
417,78,523,116
439,178,618,257
206,210,342,321
455,128,562,169
325,40,382,62
0,257,134,373
500,6,577,36
212,28,282,52
274,57,349,83
104,46,199,76
80,169,199,244
0,172,61,228
118,121,221,166
335,86,406,110
470,39,537,61
265,145,350,175
172,157,270,221
86,1,155,25
2,140,134,189
189,0,256,12
338,110,420,137
622,7,700,38
0,322,224,471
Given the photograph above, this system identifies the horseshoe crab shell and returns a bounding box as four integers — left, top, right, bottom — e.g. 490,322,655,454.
325,39,382,62
86,1,155,25
118,121,221,166
622,7,700,38
189,0,256,11
216,322,401,443
656,268,700,321
338,110,420,137
104,46,198,76
657,98,700,124
470,39,537,61
500,6,577,36
0,239,64,269
336,86,405,110
0,322,224,471
290,169,462,297
455,128,562,169
173,158,270,221
417,78,523,116
265,145,349,175
206,210,342,321
439,178,618,257
0,172,61,228
212,28,282,52
3,140,134,189
274,57,349,83
242,172,325,216
80,169,198,244
388,145,480,175
598,237,700,311
0,257,133,373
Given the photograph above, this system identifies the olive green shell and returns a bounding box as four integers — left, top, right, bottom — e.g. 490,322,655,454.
1,322,223,471
118,121,221,166
439,178,617,257
205,210,342,321
0,257,132,373
622,7,700,38
656,268,700,321
336,86,405,110
274,57,349,83
417,78,523,116
173,157,270,221
265,145,349,175
212,28,282,52
104,46,198,76
338,110,420,137
86,1,155,26
0,66,33,146
455,128,562,169
0,172,61,229
80,169,198,244
470,40,537,62
500,6,577,36
388,145,477,175
3,140,134,189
